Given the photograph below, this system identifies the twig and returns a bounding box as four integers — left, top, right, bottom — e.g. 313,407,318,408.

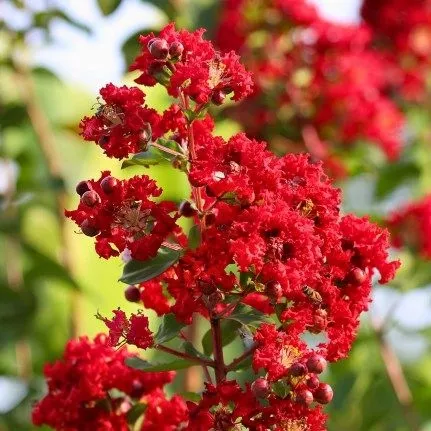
156,344,214,368
372,319,420,431
211,318,226,383
226,342,257,372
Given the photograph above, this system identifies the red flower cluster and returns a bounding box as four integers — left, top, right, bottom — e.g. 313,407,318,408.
215,0,405,177
387,195,431,259
65,171,180,260
131,23,253,105
32,335,174,431
36,23,401,431
361,0,431,101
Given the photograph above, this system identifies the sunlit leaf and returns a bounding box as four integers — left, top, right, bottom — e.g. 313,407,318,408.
154,313,187,345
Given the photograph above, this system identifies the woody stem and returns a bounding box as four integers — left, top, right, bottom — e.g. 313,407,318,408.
211,317,226,384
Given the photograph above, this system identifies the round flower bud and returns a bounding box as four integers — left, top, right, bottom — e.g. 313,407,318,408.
306,375,320,390
295,389,314,406
80,219,100,237
211,90,226,105
169,41,184,58
350,267,366,284
306,354,327,374
265,280,283,300
290,362,307,377
251,377,270,398
205,212,216,226
179,200,197,217
130,380,145,399
81,190,101,207
138,127,152,150
76,180,92,196
98,135,109,147
100,176,118,194
125,285,141,303
314,383,333,404
149,38,169,59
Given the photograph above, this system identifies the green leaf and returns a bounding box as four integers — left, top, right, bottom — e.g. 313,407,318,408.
21,242,80,290
202,319,241,356
154,313,187,345
374,160,420,199
181,341,212,361
179,392,202,402
126,356,195,371
127,403,147,424
121,152,160,169
188,225,201,250
226,304,271,328
97,0,121,15
141,0,176,19
272,380,289,399
120,247,181,285
0,285,37,343
0,104,28,129
33,10,90,33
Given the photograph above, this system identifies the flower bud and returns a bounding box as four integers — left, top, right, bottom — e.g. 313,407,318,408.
169,41,184,58
314,383,333,404
295,389,314,406
80,219,100,237
81,190,101,207
76,180,92,196
211,90,226,105
138,125,152,150
290,362,307,377
149,38,169,59
251,377,270,398
350,267,366,284
306,354,327,374
125,285,141,303
100,176,118,194
179,200,197,217
265,280,283,300
130,380,145,399
306,375,320,390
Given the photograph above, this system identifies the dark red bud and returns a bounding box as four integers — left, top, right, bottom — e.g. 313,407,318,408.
130,380,145,399
307,375,320,390
76,180,92,196
211,90,226,105
80,219,100,237
98,135,109,147
169,41,184,58
179,200,197,217
251,377,270,398
100,176,118,194
81,190,101,207
295,389,314,406
138,127,152,150
306,354,327,374
205,185,217,198
149,38,169,59
290,362,308,377
265,280,283,300
205,212,216,226
350,267,366,284
314,383,333,404
125,285,141,303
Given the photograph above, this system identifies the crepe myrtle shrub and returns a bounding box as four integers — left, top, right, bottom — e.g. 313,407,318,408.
32,23,399,431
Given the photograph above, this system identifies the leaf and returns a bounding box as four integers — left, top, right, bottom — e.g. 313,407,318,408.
97,0,121,15
21,242,80,290
121,152,161,169
33,10,90,33
0,285,37,343
141,0,176,19
154,313,187,345
126,356,195,371
226,304,271,328
374,160,420,199
202,319,241,356
181,341,212,361
120,247,181,285
188,225,201,250
272,380,289,399
0,104,28,129
179,392,202,402
127,403,147,424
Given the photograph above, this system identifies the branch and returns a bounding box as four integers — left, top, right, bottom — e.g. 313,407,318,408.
226,342,257,372
372,319,420,431
156,344,214,368
211,318,226,384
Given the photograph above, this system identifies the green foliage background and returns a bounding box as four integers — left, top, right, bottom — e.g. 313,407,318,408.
1,1,430,430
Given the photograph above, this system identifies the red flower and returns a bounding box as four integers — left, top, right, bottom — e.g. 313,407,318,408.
80,84,162,159
65,171,180,260
32,335,174,430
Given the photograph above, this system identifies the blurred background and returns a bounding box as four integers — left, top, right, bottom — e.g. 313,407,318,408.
1,0,431,430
